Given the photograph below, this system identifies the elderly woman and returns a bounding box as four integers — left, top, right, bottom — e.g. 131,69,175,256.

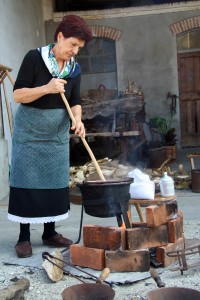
8,15,92,258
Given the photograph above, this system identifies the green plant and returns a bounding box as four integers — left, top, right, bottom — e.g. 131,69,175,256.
149,113,176,146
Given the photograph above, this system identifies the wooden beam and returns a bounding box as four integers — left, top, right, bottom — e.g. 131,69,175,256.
70,130,140,138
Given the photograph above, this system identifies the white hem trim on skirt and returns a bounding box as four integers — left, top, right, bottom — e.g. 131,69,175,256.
7,212,69,224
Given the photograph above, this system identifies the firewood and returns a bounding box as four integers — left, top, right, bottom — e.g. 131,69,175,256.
42,249,64,282
0,277,30,300
69,158,132,188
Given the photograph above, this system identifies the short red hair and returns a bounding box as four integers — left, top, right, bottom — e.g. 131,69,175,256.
54,15,92,42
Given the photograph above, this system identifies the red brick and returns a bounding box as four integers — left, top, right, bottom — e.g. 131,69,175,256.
105,249,150,272
156,236,185,267
127,225,168,250
70,244,105,270
146,200,178,227
167,211,183,243
83,225,124,250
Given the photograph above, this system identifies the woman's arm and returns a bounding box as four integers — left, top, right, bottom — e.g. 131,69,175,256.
14,78,67,103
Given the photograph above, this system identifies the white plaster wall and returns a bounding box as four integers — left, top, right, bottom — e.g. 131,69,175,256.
0,0,46,200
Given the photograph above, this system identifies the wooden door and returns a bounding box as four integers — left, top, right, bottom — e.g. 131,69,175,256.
178,52,200,147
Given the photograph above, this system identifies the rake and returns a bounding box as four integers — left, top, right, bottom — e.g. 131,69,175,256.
0,64,15,136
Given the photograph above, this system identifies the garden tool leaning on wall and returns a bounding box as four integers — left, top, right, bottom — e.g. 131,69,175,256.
0,64,15,137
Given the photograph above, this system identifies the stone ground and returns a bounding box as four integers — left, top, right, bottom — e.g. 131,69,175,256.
0,147,200,299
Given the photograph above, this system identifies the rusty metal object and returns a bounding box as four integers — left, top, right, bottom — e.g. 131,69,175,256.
42,252,115,300
61,283,115,300
150,268,165,288
166,243,200,275
42,252,111,285
146,287,200,300
191,169,200,193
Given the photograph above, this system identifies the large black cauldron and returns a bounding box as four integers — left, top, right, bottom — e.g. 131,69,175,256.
77,178,133,218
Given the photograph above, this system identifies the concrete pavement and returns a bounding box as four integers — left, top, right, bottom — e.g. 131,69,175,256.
0,146,200,270
0,189,199,264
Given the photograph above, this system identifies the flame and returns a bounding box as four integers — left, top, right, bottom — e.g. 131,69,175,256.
120,222,126,229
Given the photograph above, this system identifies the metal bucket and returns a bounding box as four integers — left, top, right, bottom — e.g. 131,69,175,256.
61,283,115,300
191,169,200,193
146,287,200,300
149,147,168,168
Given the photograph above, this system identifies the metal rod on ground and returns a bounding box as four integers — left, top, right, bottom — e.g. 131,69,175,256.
42,252,111,285
150,268,165,288
60,92,106,181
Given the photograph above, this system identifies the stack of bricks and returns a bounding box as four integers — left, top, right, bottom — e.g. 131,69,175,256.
70,198,184,272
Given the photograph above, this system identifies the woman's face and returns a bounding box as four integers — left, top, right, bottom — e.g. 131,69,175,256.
55,32,85,61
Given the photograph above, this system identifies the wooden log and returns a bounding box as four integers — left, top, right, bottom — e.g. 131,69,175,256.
0,277,30,300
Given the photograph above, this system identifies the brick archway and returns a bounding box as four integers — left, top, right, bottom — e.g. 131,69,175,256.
90,25,122,41
170,16,200,35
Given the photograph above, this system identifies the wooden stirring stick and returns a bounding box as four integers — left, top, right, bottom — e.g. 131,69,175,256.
60,92,106,182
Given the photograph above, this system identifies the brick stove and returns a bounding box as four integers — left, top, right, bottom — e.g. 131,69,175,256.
70,196,184,273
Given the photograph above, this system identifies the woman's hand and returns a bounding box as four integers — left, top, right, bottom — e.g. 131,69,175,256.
46,78,67,94
70,105,85,137
13,78,67,103
71,120,85,138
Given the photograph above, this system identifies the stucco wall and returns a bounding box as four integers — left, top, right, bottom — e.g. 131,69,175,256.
0,0,46,129
46,8,200,146
84,10,200,123
0,0,46,200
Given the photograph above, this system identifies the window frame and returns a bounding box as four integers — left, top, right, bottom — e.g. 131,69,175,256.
77,37,117,74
